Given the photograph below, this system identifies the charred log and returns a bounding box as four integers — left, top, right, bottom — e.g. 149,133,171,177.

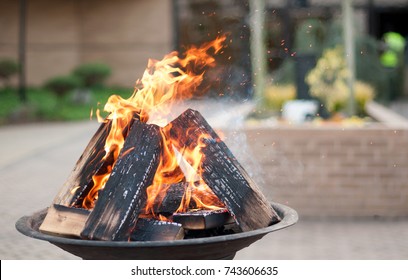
51,115,139,207
166,109,280,231
130,218,184,241
81,120,161,241
52,121,112,206
172,208,231,230
152,182,187,214
151,181,223,215
70,116,138,208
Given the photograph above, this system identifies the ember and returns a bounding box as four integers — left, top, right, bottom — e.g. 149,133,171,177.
39,35,281,242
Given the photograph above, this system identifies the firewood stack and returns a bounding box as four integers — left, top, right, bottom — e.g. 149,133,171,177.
40,109,281,242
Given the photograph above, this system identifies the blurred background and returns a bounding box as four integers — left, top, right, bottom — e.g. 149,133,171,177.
1,0,408,260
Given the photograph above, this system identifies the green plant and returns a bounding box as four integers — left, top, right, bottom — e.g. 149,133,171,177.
0,58,19,87
73,63,111,88
264,84,296,112
271,59,295,85
305,46,348,113
45,75,80,100
271,19,326,85
272,19,388,103
354,81,375,115
294,18,326,55
306,46,375,115
0,86,133,124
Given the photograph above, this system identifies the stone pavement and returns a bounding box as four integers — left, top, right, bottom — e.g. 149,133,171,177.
1,100,407,260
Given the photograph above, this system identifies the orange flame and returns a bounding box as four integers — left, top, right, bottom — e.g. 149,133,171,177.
77,35,227,212
143,128,224,218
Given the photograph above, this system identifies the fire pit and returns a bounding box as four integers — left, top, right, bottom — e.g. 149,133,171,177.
16,202,297,260
16,36,298,259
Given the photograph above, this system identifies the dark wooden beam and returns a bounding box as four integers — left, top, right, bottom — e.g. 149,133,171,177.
165,109,280,231
81,120,162,241
152,182,187,214
52,120,112,207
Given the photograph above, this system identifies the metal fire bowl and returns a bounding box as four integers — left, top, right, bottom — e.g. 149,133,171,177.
16,202,297,260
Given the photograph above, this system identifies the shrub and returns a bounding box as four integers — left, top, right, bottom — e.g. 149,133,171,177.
306,46,375,115
294,18,326,55
264,84,296,112
305,46,349,113
0,58,19,87
73,63,111,88
355,81,375,115
45,75,80,100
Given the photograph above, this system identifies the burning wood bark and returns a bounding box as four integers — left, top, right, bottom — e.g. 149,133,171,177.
152,182,187,214
151,182,221,214
41,109,280,242
165,109,280,231
81,120,162,241
52,121,112,207
40,35,281,243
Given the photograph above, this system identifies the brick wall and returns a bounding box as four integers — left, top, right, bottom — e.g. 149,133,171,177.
237,125,408,218
0,0,172,86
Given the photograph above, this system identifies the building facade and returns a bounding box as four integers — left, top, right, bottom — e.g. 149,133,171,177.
0,0,172,87
1,0,407,89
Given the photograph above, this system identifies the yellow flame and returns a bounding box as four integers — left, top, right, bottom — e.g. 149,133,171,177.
77,35,227,211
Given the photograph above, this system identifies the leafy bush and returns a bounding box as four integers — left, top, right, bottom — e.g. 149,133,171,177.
73,63,111,88
294,18,326,55
0,58,19,87
355,81,375,115
272,19,388,105
306,46,375,115
305,46,348,113
264,84,296,112
45,75,80,99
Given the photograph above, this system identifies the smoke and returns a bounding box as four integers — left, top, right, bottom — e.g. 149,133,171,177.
176,98,266,186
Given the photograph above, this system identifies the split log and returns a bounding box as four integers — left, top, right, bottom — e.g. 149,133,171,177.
52,121,112,206
130,219,184,241
172,208,231,230
165,109,280,231
81,120,162,241
152,182,187,214
152,182,221,214
52,115,138,207
39,204,90,238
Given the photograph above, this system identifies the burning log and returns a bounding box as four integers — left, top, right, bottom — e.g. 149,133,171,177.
81,120,162,241
130,219,184,241
70,116,139,208
35,35,284,246
39,204,90,238
152,182,187,214
166,109,281,231
52,121,112,206
172,208,231,230
152,182,217,214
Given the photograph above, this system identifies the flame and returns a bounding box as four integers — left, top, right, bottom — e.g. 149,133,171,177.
143,128,224,218
76,35,227,212
175,132,224,212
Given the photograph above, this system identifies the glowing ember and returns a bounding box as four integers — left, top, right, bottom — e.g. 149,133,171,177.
78,35,227,213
